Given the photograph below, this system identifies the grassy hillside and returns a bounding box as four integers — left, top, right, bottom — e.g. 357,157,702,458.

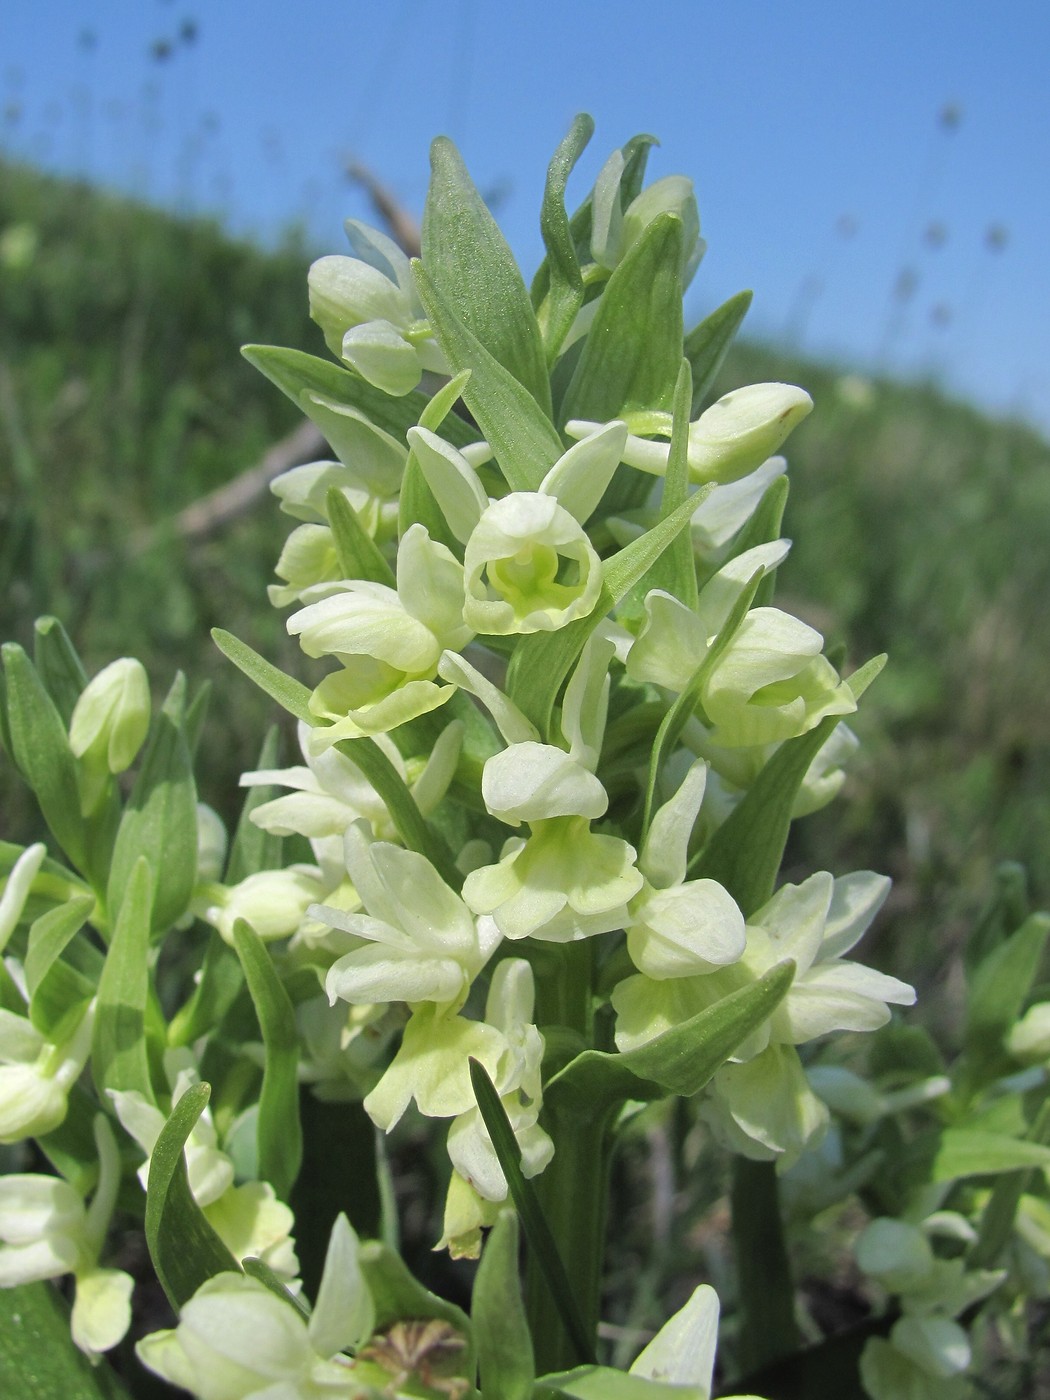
2,158,1047,960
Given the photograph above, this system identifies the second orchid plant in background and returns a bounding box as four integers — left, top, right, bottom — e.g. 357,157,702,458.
2,114,1049,1400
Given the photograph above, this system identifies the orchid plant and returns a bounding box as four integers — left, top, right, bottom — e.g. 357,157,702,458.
2,117,1049,1400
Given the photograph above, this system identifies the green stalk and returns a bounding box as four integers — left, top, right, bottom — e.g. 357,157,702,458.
731,1157,799,1372
525,938,610,1374
524,1096,614,1374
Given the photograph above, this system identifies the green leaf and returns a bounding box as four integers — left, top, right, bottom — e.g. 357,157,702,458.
211,628,314,725
242,344,475,448
423,137,551,414
32,615,88,726
469,1058,595,1367
106,676,197,935
144,1081,241,1310
335,737,461,890
691,656,886,914
25,895,96,1032
358,1238,473,1345
964,912,1050,1086
969,1100,1050,1269
533,114,595,364
1,643,87,873
241,1257,311,1320
731,472,790,608
506,485,713,737
92,857,155,1102
231,920,302,1201
414,263,564,492
473,1211,535,1400
630,358,697,614
932,1128,1050,1182
326,486,396,587
684,289,753,414
0,1283,131,1399
559,211,684,428
168,935,245,1048
965,861,1030,973
225,726,284,885
549,960,795,1109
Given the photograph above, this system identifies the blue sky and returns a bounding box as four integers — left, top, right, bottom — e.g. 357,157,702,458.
4,1,1049,434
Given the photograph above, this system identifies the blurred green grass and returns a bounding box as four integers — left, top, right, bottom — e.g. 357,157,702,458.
2,156,1048,962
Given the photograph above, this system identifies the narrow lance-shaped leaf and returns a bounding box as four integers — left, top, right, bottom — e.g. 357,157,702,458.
469,1058,596,1368
107,674,197,936
965,861,1030,974
933,1129,1050,1183
415,263,564,492
731,471,790,609
92,857,155,1103
167,936,245,1049
533,114,595,364
630,357,697,612
969,1100,1050,1269
963,911,1050,1089
211,628,314,726
231,920,302,1202
423,137,551,414
359,1239,473,1345
1,643,87,874
183,680,211,760
335,737,462,891
326,486,396,587
691,655,886,914
25,897,96,1038
473,1211,535,1400
559,211,684,428
225,725,283,885
242,344,475,448
25,896,95,1000
33,615,88,726
144,1082,241,1310
684,290,753,415
547,960,796,1110
0,1283,132,1400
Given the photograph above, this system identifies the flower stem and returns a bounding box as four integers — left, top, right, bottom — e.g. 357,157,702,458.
731,1157,799,1371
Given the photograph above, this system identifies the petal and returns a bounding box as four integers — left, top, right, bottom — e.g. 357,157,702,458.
309,1213,374,1358
482,742,608,825
71,1268,134,1357
628,881,746,979
407,427,487,544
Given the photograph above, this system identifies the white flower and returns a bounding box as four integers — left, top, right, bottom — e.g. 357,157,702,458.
408,420,627,635
444,960,552,1203
568,381,812,486
137,1214,370,1400
196,866,329,946
308,221,446,395
110,1056,235,1208
626,759,746,979
69,658,151,812
288,523,471,738
627,542,856,750
320,822,500,1010
0,1000,94,1144
0,1116,134,1360
241,719,461,885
